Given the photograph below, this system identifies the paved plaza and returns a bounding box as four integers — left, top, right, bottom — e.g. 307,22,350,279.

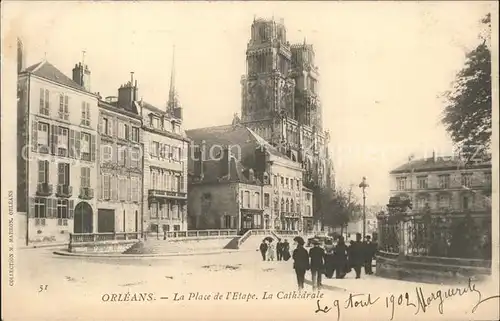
5,247,498,321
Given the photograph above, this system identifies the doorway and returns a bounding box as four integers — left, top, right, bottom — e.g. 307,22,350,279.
97,209,115,233
73,202,93,233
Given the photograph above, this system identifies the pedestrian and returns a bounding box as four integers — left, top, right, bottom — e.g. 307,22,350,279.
267,239,276,261
349,233,364,279
259,240,268,261
282,239,291,261
363,235,376,275
309,239,326,290
276,239,283,261
292,236,309,291
324,238,335,278
333,236,348,279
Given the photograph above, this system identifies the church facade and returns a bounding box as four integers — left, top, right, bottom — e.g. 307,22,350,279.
240,17,335,191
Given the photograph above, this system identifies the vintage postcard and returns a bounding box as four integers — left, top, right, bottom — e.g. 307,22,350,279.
1,1,499,320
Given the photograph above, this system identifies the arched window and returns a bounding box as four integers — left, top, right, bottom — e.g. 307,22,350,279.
290,199,294,213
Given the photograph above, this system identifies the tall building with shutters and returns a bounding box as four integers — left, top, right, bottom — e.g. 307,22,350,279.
139,58,189,235
17,60,99,244
96,75,143,235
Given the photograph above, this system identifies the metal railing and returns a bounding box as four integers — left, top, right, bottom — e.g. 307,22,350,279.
149,229,238,239
377,212,492,260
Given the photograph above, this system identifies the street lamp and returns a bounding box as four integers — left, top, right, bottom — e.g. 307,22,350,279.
359,177,369,238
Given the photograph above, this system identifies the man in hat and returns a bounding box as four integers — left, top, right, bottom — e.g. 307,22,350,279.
348,233,364,279
276,239,283,261
259,240,268,261
308,239,326,290
363,235,376,275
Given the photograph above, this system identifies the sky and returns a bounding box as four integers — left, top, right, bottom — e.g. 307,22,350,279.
3,1,493,205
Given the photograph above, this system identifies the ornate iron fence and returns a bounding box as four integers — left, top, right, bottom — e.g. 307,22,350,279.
377,213,491,260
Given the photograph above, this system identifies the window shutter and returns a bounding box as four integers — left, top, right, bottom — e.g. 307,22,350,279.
99,175,104,200
50,125,57,155
90,134,96,162
98,116,103,134
75,131,81,159
69,130,75,158
45,160,50,183
65,164,70,185
29,197,35,218
31,120,38,152
111,176,118,200
46,199,52,218
68,200,74,219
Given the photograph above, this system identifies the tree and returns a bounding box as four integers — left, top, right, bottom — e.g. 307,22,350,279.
386,195,412,217
319,187,361,233
441,13,492,160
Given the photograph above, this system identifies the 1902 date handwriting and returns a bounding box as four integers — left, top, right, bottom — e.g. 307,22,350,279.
314,278,498,321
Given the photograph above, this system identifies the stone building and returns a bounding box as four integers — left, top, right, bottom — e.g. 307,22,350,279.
240,17,335,191
96,75,143,234
389,154,492,215
17,59,99,243
139,64,189,235
187,122,312,233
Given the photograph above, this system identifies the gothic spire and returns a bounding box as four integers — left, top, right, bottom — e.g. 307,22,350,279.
167,45,180,113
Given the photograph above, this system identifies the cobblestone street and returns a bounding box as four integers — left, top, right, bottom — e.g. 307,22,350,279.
6,248,498,321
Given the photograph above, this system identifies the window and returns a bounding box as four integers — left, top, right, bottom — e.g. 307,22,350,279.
285,199,289,212
438,175,450,189
307,205,311,216
438,194,450,209
174,225,180,231
57,163,70,185
461,173,473,188
57,127,69,157
80,167,90,188
462,195,471,210
254,192,260,208
118,122,129,140
151,142,160,157
416,197,427,209
101,145,112,163
119,147,127,166
39,88,50,116
296,202,300,213
119,177,127,200
152,117,160,129
57,199,69,220
244,191,250,208
281,177,284,187
286,178,289,189
240,191,244,206
131,178,139,202
291,179,294,190
59,95,69,120
150,203,158,219
34,198,47,218
297,179,300,190
264,193,270,207
130,148,140,168
102,175,111,199
131,127,139,143
417,176,428,189
81,102,90,126
273,175,278,186
396,177,407,190
103,118,109,135
38,160,48,183
81,133,91,161
150,224,158,233
37,122,49,152
281,198,284,212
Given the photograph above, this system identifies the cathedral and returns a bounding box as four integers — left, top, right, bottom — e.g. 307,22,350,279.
239,17,335,190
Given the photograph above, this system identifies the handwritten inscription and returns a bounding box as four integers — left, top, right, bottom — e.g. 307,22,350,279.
314,278,498,321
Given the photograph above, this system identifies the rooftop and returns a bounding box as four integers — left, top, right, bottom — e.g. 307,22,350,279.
390,156,492,174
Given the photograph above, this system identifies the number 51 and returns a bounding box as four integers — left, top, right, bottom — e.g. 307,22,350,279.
38,285,48,292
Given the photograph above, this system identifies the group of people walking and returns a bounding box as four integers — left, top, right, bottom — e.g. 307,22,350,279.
259,239,291,261
291,233,376,291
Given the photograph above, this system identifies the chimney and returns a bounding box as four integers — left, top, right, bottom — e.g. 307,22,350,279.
219,146,230,177
432,150,437,162
118,73,138,110
248,168,255,182
72,62,91,91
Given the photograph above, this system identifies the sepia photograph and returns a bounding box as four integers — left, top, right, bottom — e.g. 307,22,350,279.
1,1,498,321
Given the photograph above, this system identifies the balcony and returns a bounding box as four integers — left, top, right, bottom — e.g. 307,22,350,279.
148,189,186,200
56,184,73,198
79,187,94,200
281,212,300,218
36,183,53,196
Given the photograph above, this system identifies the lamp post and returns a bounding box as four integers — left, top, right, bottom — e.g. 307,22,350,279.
359,177,369,238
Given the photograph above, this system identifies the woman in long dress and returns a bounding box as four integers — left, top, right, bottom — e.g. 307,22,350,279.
267,240,276,261
333,236,348,279
324,238,335,278
282,239,291,261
